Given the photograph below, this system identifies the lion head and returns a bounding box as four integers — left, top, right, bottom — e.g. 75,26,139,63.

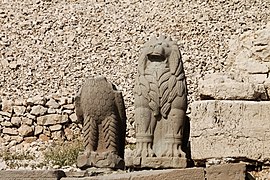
138,35,183,77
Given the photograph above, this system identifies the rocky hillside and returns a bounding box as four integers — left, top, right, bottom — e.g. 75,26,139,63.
1,0,270,175
1,0,269,122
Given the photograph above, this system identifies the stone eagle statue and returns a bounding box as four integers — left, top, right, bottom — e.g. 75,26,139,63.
75,76,126,169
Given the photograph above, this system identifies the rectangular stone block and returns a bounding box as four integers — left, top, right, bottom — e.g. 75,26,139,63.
37,114,68,125
0,170,65,180
191,100,270,162
206,163,246,180
125,156,188,169
141,157,187,169
198,73,267,100
62,168,205,180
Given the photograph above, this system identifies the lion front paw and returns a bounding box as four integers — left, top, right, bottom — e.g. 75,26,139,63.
135,142,155,157
142,147,155,157
162,144,185,157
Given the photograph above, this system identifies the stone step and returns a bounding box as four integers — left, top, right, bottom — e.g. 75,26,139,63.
0,170,66,180
63,168,205,180
0,163,248,180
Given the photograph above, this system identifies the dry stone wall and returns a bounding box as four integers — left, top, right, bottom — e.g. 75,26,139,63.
0,95,81,148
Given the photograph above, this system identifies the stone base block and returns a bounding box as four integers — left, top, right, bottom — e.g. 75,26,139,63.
63,168,205,180
206,163,246,180
0,170,65,180
191,100,270,162
125,156,188,169
77,152,124,170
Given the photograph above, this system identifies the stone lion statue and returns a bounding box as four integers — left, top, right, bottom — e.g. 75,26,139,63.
134,35,188,158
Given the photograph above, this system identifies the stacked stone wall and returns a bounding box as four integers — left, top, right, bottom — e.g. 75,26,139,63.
0,95,81,148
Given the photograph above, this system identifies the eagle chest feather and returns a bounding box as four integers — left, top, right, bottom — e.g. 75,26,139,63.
82,79,115,124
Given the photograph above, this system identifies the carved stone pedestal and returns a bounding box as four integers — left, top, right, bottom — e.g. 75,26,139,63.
126,157,188,169
77,152,124,170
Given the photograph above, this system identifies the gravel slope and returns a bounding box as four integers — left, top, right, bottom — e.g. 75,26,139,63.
0,0,269,123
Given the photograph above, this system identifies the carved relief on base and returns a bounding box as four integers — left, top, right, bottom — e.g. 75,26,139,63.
126,157,187,169
77,151,125,170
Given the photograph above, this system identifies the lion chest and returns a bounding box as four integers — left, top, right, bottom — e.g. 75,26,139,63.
145,61,169,82
143,61,171,112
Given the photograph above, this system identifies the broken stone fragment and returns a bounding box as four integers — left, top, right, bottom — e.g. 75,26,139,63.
47,108,57,114
27,95,46,106
46,98,60,109
69,113,77,123
32,95,46,105
1,121,12,127
3,128,18,135
0,111,12,118
13,106,26,116
14,98,25,106
236,59,269,74
59,97,68,106
198,73,267,100
63,109,73,114
49,124,62,131
30,105,47,116
62,104,74,110
9,61,19,69
11,117,21,127
1,99,13,113
18,124,33,137
34,125,43,136
37,114,69,125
